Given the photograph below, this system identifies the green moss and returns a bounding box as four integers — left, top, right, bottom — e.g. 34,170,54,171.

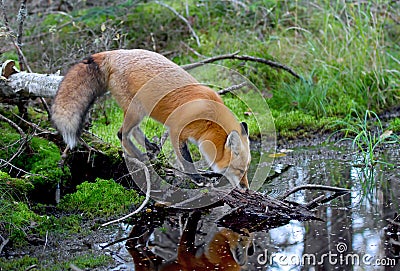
0,254,112,271
43,254,113,271
24,137,70,188
58,178,144,218
0,171,77,246
389,118,400,133
0,200,52,247
0,121,70,188
272,110,333,138
0,255,39,271
0,171,34,199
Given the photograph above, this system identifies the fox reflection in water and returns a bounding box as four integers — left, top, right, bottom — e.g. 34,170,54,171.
127,212,254,270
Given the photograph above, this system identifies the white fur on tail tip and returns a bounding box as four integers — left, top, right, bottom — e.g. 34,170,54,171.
53,114,80,149
62,130,78,149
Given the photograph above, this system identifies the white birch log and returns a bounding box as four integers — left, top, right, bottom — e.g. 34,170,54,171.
0,72,63,98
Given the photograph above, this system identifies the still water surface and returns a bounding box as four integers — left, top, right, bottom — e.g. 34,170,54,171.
105,142,399,270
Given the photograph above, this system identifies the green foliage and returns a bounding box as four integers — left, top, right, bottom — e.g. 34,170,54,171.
333,109,399,193
0,172,35,246
272,110,332,138
389,118,400,133
0,254,112,271
50,254,112,271
0,200,50,247
58,178,144,218
22,0,399,136
0,255,39,271
26,137,70,187
0,121,70,189
0,171,34,199
0,172,81,247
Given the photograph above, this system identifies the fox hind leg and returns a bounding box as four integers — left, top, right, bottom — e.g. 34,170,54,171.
118,125,159,161
119,107,148,160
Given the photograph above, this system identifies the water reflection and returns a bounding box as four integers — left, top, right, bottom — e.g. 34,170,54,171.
127,209,255,270
262,144,399,270
123,144,399,270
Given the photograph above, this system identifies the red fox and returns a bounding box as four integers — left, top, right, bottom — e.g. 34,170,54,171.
51,49,250,188
127,211,254,270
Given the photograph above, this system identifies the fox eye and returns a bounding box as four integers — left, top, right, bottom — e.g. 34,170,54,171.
239,169,245,174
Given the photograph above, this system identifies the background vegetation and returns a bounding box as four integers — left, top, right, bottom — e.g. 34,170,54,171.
0,0,399,269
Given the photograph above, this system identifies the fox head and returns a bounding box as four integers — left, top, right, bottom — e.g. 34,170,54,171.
214,122,251,189
209,228,255,268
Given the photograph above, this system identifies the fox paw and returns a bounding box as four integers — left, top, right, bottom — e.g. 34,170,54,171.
145,141,160,153
190,174,209,187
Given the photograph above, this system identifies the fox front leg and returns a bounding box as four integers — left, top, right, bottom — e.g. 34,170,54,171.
179,142,207,186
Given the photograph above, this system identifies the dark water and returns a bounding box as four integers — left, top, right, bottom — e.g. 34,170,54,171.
103,142,400,270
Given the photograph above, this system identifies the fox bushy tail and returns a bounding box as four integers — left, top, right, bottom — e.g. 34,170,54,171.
51,54,107,148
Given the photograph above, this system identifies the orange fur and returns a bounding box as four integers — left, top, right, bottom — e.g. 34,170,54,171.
51,49,250,188
164,229,250,271
128,212,253,271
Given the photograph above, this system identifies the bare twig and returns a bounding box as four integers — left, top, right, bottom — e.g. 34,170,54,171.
16,0,31,73
180,41,204,58
0,234,9,255
217,81,249,95
0,113,33,169
0,138,28,170
0,159,37,176
159,131,169,150
101,158,151,227
16,0,27,49
0,113,26,138
280,184,350,200
24,265,38,271
11,112,56,136
1,0,52,120
305,192,347,209
1,0,30,73
99,236,132,249
182,51,304,80
182,51,241,70
155,1,200,47
388,218,400,227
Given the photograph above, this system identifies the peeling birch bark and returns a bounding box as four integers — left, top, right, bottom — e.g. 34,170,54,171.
0,72,63,98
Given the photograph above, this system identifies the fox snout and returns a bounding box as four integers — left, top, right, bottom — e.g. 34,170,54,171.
240,173,249,189
221,124,251,189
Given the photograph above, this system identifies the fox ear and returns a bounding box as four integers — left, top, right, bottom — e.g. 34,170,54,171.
226,130,241,155
241,122,248,136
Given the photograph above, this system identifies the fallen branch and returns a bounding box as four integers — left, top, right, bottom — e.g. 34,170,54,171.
217,81,249,95
0,234,9,255
0,71,63,99
280,184,350,200
101,157,151,227
120,180,348,234
0,113,26,138
182,51,304,80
